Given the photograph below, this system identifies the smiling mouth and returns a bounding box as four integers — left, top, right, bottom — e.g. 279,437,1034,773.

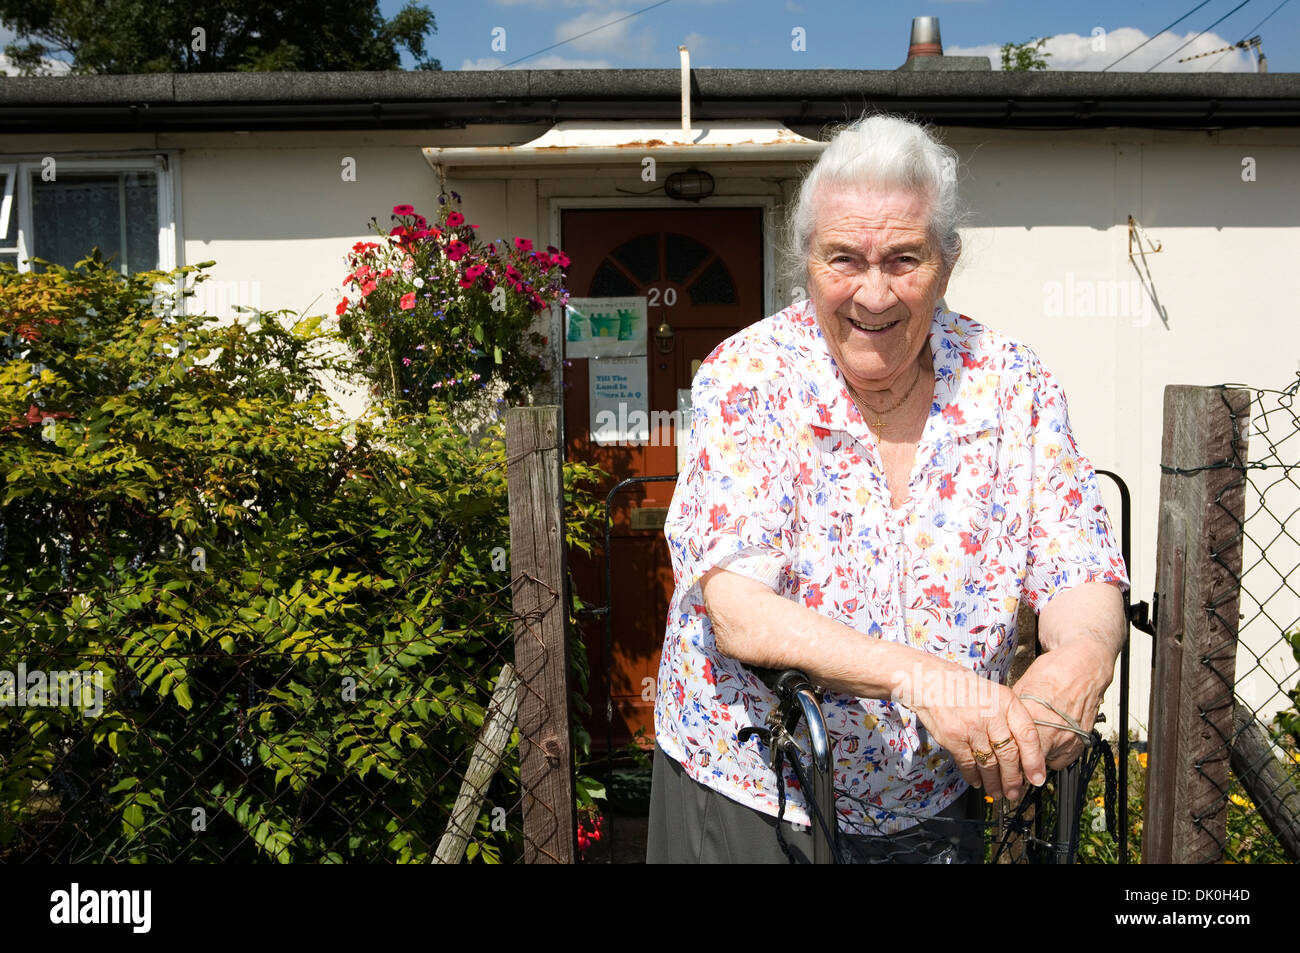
845,316,900,333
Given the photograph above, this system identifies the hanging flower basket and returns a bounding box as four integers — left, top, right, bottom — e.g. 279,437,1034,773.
335,194,570,414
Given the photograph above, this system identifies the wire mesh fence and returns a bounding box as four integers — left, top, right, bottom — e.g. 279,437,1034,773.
1191,376,1300,863
0,550,542,863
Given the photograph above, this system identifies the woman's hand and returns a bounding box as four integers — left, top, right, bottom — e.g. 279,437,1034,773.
1020,581,1126,770
897,659,1046,802
1011,639,1115,770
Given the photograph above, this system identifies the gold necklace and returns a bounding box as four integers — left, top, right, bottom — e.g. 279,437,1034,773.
852,360,925,435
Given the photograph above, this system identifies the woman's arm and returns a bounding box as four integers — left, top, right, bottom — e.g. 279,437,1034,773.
702,566,1047,800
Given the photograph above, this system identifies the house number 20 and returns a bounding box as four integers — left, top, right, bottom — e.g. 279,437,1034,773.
647,287,677,307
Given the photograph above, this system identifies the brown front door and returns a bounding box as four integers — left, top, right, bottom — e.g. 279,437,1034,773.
561,207,764,750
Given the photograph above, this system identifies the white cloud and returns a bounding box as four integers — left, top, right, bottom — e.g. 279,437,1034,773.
0,54,73,77
459,54,614,70
680,31,710,57
553,8,657,58
946,28,1257,72
0,22,74,76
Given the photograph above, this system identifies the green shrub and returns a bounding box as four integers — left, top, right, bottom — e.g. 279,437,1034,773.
0,252,601,862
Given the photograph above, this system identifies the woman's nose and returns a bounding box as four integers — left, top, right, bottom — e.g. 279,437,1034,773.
852,265,896,312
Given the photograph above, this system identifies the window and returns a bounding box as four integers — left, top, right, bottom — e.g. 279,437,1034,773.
0,155,176,275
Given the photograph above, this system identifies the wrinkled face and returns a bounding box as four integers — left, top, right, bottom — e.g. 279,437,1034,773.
806,184,953,396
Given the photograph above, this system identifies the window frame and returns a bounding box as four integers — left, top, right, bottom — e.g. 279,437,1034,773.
0,164,17,262
0,152,178,274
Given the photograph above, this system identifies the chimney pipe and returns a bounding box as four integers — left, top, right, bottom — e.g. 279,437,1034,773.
908,16,943,58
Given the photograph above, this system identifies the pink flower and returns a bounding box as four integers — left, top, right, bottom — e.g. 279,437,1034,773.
399,292,417,309
514,237,533,252
402,357,412,366
446,240,469,262
554,251,571,268
446,211,465,227
465,264,487,280
393,204,415,216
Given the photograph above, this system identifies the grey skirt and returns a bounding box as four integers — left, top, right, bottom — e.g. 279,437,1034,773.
646,744,987,864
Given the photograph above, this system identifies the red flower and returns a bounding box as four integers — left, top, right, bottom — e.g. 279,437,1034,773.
392,204,415,216
923,583,951,608
1065,488,1083,507
959,531,981,555
399,292,416,310
446,211,465,227
446,241,469,262
941,403,966,425
335,297,349,315
708,503,728,530
720,383,748,423
554,251,571,268
937,473,956,500
514,237,533,252
465,264,487,280
804,584,824,609
360,279,378,296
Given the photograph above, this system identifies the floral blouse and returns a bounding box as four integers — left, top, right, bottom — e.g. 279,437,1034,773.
653,300,1130,835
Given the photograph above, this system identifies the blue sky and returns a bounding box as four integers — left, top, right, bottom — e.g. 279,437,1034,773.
1,0,1294,73
405,0,1295,73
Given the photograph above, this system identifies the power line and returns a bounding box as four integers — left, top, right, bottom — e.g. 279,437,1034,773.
1102,0,1216,71
495,0,676,70
1203,0,1292,70
1145,0,1254,72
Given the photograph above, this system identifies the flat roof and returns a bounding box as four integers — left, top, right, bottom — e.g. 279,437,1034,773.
1,68,1298,133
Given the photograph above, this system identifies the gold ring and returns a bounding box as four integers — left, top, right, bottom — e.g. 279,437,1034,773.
991,736,1015,750
972,748,992,765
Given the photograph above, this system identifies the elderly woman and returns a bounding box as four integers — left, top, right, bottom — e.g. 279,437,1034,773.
646,113,1130,864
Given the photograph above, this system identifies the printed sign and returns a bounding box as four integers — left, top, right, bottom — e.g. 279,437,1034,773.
589,357,649,445
565,296,647,359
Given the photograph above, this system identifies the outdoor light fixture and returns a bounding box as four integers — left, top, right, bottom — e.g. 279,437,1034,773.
655,320,675,353
664,169,715,202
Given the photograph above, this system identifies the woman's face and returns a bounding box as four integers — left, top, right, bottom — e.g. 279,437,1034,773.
806,184,954,396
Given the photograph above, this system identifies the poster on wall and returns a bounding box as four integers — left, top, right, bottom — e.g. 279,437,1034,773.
589,357,649,445
565,296,647,359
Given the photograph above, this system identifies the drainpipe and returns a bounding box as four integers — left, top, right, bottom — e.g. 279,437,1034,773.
679,45,691,132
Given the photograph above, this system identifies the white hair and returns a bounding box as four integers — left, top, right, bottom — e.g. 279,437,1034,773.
784,113,967,293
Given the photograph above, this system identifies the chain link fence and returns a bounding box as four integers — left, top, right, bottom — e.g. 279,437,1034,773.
1194,377,1300,863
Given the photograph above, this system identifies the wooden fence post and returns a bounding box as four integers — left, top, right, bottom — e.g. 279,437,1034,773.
1144,385,1250,863
505,406,577,864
